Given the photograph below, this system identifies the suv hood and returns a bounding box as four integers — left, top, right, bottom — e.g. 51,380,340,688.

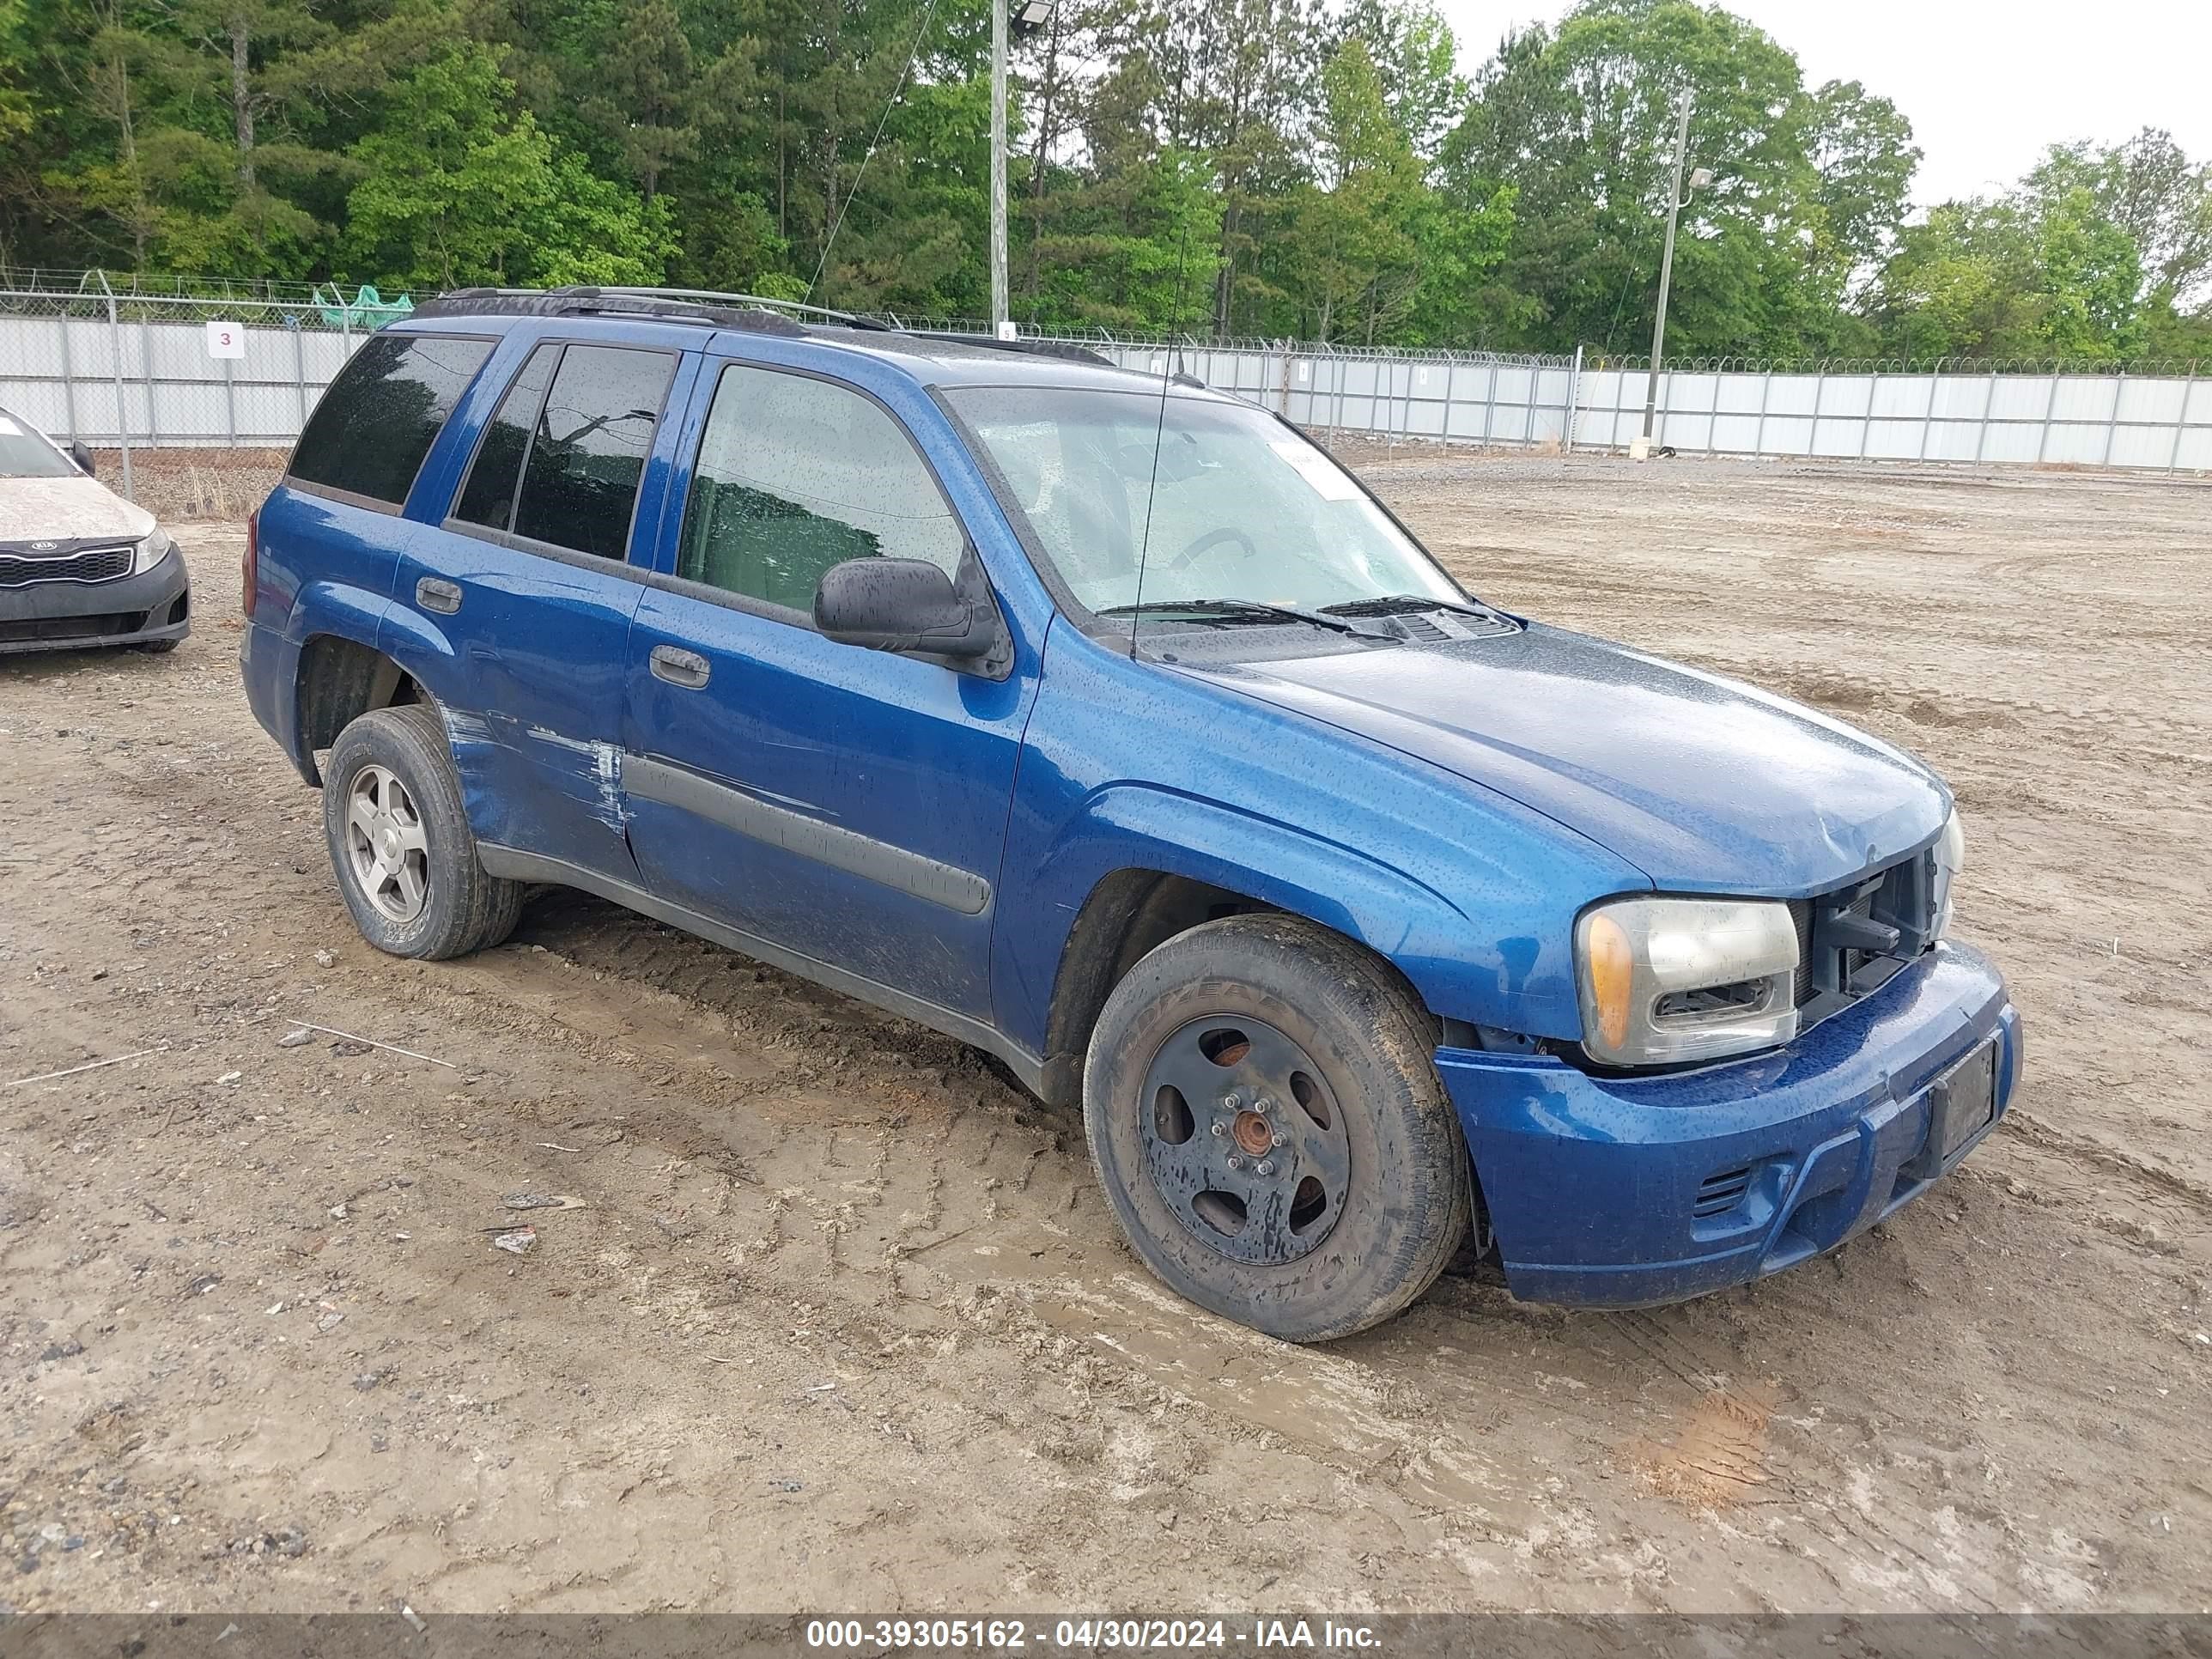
0,473,154,545
1194,622,1948,896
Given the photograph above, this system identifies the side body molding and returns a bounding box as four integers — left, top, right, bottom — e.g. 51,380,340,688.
625,754,994,916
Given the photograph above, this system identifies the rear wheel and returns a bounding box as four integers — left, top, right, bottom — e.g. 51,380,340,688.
321,703,522,960
1082,914,1472,1341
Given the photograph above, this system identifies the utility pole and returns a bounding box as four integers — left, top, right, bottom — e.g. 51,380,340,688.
989,0,1011,338
991,0,1053,339
1642,88,1695,442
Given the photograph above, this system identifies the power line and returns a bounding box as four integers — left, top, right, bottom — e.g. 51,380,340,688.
807,0,946,302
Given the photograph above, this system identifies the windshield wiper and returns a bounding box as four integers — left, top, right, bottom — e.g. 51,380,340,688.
1097,599,1389,638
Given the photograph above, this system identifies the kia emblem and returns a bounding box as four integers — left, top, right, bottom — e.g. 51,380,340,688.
29,539,58,550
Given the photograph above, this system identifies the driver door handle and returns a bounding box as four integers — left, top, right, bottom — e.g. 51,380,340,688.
650,644,711,690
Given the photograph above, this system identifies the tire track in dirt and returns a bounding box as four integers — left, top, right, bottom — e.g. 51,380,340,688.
6,496,2212,1614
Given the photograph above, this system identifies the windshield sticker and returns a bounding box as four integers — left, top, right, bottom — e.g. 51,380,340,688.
1268,440,1359,501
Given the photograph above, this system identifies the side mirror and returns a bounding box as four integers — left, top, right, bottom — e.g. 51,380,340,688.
69,441,95,477
814,557,1000,660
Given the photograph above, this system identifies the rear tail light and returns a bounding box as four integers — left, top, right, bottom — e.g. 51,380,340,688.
242,507,260,620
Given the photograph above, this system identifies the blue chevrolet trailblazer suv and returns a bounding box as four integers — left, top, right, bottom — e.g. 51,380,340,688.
240,287,2021,1340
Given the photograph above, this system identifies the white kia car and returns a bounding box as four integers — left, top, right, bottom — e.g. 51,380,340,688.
0,405,189,656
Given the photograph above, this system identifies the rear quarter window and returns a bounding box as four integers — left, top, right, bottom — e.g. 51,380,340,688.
289,333,495,507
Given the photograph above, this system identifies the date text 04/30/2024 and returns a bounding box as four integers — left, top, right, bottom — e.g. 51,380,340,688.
803,1619,1382,1650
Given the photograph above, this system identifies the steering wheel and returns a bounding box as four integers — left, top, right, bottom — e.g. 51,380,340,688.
1165,526,1260,574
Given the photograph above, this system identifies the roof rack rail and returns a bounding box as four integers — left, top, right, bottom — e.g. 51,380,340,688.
558,286,898,331
410,287,806,336
900,329,1114,368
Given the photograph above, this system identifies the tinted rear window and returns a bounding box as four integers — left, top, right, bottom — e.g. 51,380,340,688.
453,343,559,531
289,333,495,507
509,344,675,560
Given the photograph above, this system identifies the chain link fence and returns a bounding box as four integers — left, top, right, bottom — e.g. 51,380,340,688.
3,273,2206,514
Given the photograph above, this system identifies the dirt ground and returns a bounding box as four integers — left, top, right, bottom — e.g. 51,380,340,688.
2,456,2208,1617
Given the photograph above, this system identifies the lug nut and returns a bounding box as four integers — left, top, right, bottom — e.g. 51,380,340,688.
1224,1155,1243,1170
1219,1092,1243,1112
1210,1121,1227,1137
1270,1132,1286,1149
1254,1096,1275,1115
1255,1159,1275,1176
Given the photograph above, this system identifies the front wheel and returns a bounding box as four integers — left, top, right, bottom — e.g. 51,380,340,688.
321,703,522,960
1082,914,1472,1342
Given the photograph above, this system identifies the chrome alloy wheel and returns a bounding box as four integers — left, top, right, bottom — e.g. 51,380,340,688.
344,764,430,924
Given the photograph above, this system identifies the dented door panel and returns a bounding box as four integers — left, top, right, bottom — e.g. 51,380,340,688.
382,337,701,882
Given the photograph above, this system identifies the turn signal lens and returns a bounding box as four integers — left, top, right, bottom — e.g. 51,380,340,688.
1585,911,1635,1053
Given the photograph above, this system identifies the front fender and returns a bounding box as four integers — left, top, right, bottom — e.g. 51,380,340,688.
995,619,1654,1057
1040,781,1486,1008
991,620,1650,1059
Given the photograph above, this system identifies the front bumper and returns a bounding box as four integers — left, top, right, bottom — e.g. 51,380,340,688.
1437,941,2021,1308
0,548,191,655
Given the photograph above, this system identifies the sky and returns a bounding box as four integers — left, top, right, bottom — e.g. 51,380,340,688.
1428,0,2212,208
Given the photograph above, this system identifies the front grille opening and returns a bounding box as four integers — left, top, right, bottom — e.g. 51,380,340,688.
1792,848,1939,1026
0,544,131,586
1694,1165,1754,1218
0,611,140,644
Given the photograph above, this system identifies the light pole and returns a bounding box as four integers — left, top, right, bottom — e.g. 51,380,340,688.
990,0,1054,340
1641,88,1713,442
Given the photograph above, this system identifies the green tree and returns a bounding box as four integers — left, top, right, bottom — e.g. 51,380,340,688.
1290,39,1420,342
1440,0,1917,356
1870,187,2146,363
343,43,672,287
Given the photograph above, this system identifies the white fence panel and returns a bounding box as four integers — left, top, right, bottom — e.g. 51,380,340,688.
3,294,2206,485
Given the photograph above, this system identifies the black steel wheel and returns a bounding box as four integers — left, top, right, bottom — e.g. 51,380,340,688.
1084,913,1473,1341
1138,1015,1352,1266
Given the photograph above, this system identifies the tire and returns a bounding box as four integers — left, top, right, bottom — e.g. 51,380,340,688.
1082,913,1473,1342
321,702,523,960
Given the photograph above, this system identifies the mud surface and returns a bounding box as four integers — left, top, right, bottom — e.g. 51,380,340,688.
1,457,2207,1614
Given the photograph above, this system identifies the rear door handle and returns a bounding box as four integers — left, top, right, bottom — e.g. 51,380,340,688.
416,576,461,615
650,644,711,690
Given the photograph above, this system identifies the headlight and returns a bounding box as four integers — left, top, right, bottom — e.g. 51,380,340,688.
132,529,176,574
1576,896,1801,1066
1931,808,1965,939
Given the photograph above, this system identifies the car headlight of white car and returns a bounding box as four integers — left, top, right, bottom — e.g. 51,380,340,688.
1575,896,1802,1066
131,528,176,574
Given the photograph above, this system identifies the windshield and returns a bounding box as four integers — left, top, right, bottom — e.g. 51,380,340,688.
0,411,76,480
948,386,1464,617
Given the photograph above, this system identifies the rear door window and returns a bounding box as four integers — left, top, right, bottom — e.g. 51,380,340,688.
453,343,560,531
289,333,494,507
506,344,677,561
